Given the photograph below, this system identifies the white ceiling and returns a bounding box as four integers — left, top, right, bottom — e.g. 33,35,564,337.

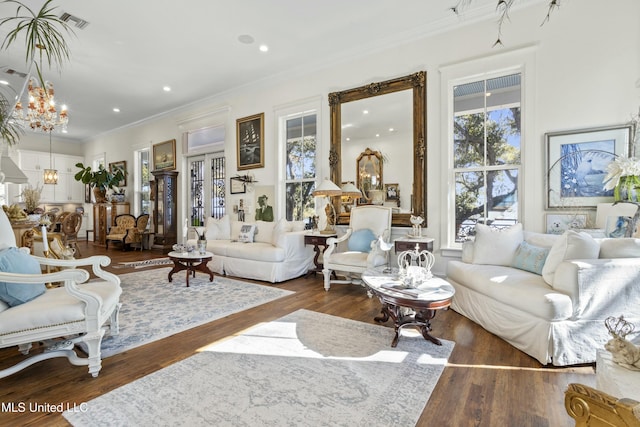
0,0,546,142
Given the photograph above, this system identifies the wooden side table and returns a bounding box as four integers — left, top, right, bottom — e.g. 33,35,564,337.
304,233,337,276
394,236,434,253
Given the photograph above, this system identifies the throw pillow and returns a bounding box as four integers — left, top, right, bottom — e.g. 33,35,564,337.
471,223,524,266
0,247,46,307
205,215,231,240
510,241,550,275
271,218,292,246
599,238,640,259
347,228,377,252
238,224,257,243
254,220,276,244
541,230,600,286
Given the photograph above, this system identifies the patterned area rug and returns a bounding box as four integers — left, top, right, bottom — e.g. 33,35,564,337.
93,268,293,357
114,257,173,269
65,309,454,426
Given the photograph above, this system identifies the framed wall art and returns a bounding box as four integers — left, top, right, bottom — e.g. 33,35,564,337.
153,139,176,171
384,183,399,201
109,160,127,186
545,124,632,209
236,113,264,170
230,177,246,194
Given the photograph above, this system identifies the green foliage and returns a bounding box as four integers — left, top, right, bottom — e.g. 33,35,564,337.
74,162,126,191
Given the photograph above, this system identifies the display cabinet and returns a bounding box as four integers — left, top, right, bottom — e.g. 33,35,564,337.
152,170,179,252
93,202,130,246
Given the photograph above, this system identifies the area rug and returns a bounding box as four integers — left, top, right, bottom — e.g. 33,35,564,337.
65,309,454,426
92,268,293,357
114,257,173,269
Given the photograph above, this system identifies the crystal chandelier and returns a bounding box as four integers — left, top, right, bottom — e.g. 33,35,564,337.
13,77,69,132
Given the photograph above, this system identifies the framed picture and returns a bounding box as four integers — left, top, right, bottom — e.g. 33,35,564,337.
254,185,275,222
545,124,632,209
109,160,127,186
230,177,246,194
545,213,587,234
153,139,176,171
84,184,91,203
384,183,399,201
236,113,264,170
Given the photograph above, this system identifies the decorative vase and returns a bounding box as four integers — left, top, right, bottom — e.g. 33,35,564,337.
614,175,640,202
93,187,107,203
198,239,207,254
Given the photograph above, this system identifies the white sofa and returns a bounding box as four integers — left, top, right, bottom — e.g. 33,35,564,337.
187,216,314,283
446,223,640,366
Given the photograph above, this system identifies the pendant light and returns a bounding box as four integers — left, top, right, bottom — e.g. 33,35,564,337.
43,131,58,185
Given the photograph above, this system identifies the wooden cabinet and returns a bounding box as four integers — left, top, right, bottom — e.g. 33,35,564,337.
152,170,178,252
93,202,130,246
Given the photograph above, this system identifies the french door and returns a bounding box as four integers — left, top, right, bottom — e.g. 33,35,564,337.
188,153,226,225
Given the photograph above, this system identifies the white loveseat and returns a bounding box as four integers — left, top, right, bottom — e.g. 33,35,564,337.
446,223,640,366
187,216,314,283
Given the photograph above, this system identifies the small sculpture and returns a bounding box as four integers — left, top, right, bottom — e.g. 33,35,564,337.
604,315,640,371
410,215,424,237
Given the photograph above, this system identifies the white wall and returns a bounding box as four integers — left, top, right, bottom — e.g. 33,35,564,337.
76,0,638,273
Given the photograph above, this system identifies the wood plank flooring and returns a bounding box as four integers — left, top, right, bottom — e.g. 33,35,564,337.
0,242,593,426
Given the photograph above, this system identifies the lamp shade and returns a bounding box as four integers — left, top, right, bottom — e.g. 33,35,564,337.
313,178,342,197
340,182,362,197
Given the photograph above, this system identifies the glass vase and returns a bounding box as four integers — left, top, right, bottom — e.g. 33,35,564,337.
614,175,640,202
198,239,207,254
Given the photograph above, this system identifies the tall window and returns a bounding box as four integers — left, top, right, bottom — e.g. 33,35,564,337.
284,113,317,221
452,73,521,242
188,154,225,225
137,149,150,214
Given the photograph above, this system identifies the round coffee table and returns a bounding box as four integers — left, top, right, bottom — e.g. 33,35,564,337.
167,251,214,287
362,268,454,347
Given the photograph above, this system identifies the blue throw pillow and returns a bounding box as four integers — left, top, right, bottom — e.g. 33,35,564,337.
510,241,550,275
348,229,377,253
0,247,46,307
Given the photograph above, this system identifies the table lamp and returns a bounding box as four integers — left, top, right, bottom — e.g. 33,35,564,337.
340,182,362,212
313,178,342,234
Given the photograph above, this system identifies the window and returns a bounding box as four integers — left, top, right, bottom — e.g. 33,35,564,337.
452,73,521,242
283,112,317,221
136,149,150,215
188,154,225,225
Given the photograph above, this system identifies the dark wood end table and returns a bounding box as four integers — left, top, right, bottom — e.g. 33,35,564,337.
362,268,454,347
394,236,434,253
168,251,214,287
304,233,337,276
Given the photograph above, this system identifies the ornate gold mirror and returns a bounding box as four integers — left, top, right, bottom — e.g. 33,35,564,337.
329,71,426,227
356,148,383,203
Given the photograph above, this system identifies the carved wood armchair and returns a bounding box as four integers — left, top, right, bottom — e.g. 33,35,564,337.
105,213,136,250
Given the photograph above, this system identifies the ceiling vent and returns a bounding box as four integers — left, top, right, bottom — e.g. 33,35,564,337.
2,68,27,78
59,12,89,29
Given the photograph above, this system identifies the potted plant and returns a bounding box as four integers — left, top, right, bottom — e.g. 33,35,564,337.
74,162,126,203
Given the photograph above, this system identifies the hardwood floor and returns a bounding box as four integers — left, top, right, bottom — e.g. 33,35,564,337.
0,242,593,426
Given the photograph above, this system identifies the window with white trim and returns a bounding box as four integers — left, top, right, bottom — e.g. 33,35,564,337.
452,73,522,242
283,112,317,221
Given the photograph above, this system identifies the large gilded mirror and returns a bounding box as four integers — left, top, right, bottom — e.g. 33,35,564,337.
328,71,426,227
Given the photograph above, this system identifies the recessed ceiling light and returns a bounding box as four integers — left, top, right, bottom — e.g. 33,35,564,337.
346,137,351,141
0,80,8,85
62,129,68,133
238,34,254,44
113,108,120,113
163,86,171,92
486,92,492,97
362,110,369,115
389,128,394,132
375,133,380,137
259,44,269,52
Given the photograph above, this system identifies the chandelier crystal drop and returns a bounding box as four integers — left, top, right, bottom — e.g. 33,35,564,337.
13,77,69,132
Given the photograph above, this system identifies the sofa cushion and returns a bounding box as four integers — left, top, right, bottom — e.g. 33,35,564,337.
541,230,600,286
447,261,573,320
0,247,46,307
205,215,231,240
510,241,550,275
255,220,275,244
271,218,292,246
225,242,285,263
472,223,523,266
348,229,377,252
238,224,257,243
599,238,640,258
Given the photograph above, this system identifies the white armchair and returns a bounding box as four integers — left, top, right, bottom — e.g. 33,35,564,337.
0,209,122,379
322,206,393,291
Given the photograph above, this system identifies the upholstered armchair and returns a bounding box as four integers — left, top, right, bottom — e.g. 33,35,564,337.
565,383,640,427
322,206,393,291
105,213,136,250
125,214,150,250
0,208,122,378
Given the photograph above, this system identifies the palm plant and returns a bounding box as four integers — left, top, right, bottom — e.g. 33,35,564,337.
0,0,74,145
